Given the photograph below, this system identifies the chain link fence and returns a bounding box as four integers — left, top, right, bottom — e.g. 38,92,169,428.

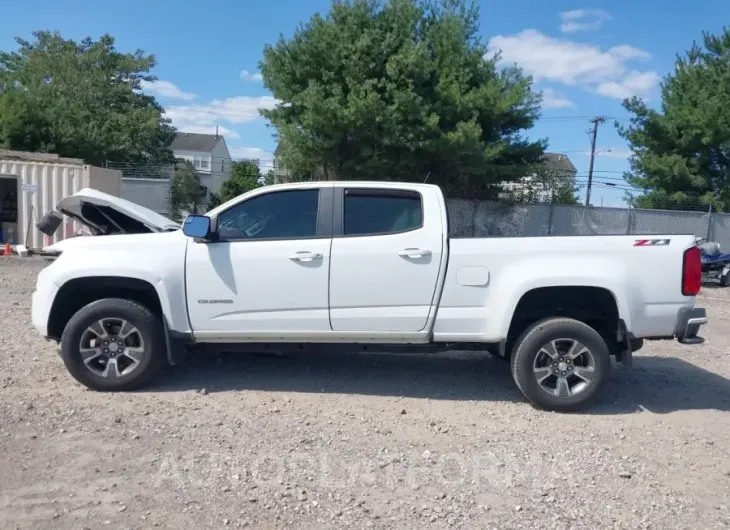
445,198,730,250
121,177,173,218
106,161,174,218
708,212,730,250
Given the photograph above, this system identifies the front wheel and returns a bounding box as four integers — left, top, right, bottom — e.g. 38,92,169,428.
510,317,611,412
60,298,166,391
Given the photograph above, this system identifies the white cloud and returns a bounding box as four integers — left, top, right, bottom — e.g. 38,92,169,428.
229,146,275,168
140,80,197,101
597,148,632,159
541,87,575,109
240,70,263,82
559,9,612,33
164,96,280,140
165,96,279,127
596,70,661,100
578,148,632,159
176,125,240,140
608,45,651,61
487,29,659,100
488,30,649,85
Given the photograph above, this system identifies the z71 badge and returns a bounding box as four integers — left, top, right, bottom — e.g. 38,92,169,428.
633,239,671,246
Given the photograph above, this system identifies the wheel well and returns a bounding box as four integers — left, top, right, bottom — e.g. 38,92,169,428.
506,286,620,355
47,277,163,341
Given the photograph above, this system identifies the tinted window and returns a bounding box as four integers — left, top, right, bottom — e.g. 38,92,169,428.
217,189,319,241
344,191,422,236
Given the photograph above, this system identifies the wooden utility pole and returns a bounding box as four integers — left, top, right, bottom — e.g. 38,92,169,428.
585,116,606,206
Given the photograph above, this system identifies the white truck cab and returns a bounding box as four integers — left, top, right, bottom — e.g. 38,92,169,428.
31,181,707,412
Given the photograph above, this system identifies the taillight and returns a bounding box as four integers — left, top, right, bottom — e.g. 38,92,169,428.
682,245,702,296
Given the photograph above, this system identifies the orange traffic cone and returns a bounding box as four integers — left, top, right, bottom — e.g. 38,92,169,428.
2,242,11,256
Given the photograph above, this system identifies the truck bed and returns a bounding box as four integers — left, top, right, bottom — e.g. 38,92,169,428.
432,234,698,343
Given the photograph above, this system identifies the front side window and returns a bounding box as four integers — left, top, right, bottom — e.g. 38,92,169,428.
343,190,423,236
217,189,319,241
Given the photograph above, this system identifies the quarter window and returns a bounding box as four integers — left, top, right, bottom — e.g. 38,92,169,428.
343,190,423,236
217,189,319,241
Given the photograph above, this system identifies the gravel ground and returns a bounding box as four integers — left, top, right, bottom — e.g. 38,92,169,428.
1,257,730,530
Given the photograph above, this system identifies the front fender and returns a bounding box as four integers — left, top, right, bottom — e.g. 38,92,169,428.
50,247,191,334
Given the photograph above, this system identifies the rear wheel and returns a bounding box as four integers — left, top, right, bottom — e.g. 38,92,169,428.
510,317,611,412
721,271,730,287
60,298,166,391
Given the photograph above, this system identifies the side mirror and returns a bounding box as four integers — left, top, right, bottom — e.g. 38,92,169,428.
182,214,212,240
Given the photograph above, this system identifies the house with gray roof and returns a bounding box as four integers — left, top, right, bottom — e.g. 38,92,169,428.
499,152,578,203
541,152,577,175
170,132,232,196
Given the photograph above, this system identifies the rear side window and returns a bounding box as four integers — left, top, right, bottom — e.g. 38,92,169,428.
343,189,423,236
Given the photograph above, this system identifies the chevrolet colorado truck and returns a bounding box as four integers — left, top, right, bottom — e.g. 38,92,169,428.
31,181,707,411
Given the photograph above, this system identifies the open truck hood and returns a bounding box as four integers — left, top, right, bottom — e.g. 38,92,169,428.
38,188,180,255
54,188,180,234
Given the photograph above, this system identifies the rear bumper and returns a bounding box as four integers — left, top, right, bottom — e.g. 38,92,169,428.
675,307,707,345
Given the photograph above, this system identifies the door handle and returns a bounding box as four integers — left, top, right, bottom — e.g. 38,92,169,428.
398,248,432,258
289,251,323,262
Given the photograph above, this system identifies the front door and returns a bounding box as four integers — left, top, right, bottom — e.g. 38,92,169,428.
328,187,444,333
186,186,333,341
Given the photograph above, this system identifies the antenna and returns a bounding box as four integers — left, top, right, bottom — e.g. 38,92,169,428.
423,171,431,184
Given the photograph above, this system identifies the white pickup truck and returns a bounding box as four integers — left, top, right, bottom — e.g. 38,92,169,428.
31,181,707,411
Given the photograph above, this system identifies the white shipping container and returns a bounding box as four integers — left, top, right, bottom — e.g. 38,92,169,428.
0,151,122,249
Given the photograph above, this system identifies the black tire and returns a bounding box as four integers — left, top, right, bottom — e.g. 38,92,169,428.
721,272,730,287
60,298,166,391
510,317,611,412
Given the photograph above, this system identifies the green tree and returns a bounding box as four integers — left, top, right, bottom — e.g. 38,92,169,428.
171,161,204,221
259,0,545,198
551,183,579,205
618,27,730,212
0,31,175,166
262,170,277,186
499,164,578,205
207,160,266,209
537,165,579,205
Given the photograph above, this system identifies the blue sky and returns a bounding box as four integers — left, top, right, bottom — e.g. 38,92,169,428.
1,0,727,206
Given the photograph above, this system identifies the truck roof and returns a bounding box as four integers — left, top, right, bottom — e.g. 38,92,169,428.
207,180,442,217
262,181,441,192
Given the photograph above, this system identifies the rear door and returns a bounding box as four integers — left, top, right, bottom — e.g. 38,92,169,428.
328,187,444,332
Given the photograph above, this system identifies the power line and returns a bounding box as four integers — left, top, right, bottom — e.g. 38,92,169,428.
161,101,632,124
539,115,618,122
574,175,631,182
109,151,628,165
106,151,631,172
106,160,635,184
